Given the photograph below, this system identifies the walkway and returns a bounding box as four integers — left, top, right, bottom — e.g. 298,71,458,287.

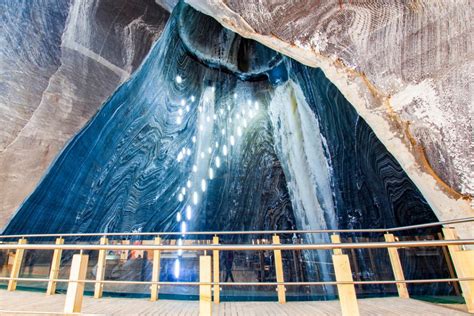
0,290,469,315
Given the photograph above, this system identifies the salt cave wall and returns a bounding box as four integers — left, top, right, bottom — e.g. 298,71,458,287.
186,0,474,237
2,2,452,297
0,0,169,229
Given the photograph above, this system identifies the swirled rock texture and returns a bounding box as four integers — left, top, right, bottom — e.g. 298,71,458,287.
0,0,169,229
3,3,450,297
185,0,473,236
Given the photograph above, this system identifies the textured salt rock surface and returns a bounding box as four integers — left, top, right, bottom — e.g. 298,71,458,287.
3,3,450,297
0,0,169,229
185,0,473,235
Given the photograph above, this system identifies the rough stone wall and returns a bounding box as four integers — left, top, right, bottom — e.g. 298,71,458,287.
0,0,169,229
185,0,473,235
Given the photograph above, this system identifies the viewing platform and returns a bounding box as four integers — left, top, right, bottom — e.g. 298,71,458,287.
0,218,473,315
0,290,470,315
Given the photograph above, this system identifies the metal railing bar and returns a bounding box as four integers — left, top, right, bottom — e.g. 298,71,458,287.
0,217,472,239
1,277,473,286
0,238,472,251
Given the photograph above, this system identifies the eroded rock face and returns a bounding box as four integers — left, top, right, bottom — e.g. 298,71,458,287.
0,0,169,229
185,0,473,234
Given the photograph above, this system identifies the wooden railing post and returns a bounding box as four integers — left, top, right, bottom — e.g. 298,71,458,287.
64,253,89,313
331,234,342,254
212,236,220,304
150,236,161,301
272,235,286,304
331,234,359,316
47,237,64,295
384,233,409,298
443,227,474,312
200,255,212,316
94,237,108,298
7,238,27,291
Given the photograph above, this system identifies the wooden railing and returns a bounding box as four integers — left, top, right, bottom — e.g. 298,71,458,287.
0,217,473,315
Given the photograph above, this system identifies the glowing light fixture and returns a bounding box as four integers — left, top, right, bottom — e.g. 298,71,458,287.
193,191,198,205
181,221,187,234
201,179,207,192
186,205,192,220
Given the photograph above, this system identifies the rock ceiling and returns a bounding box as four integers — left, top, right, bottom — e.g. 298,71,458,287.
0,0,472,234
184,0,473,235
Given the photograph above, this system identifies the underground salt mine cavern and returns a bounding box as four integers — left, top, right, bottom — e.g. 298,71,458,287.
0,0,472,315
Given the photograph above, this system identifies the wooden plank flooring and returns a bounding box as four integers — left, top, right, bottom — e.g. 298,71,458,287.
0,289,469,315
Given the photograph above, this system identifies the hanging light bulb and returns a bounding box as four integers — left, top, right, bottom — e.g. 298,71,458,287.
215,156,221,168
193,191,198,205
187,180,192,188
186,205,192,220
178,193,184,202
221,128,226,135
181,187,186,195
192,136,196,143
209,167,214,180
237,126,242,137
191,95,196,102
208,147,212,154
175,75,183,84
222,145,228,156
230,135,235,146
176,116,182,124
192,165,197,172
181,221,187,234
176,212,182,222
180,99,186,106
201,179,207,192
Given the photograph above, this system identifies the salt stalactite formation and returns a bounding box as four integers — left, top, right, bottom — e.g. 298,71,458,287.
3,3,450,298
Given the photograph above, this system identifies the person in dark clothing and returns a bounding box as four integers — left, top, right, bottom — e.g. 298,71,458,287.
224,251,235,282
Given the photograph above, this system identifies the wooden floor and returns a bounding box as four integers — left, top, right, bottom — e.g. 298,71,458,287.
0,290,469,315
